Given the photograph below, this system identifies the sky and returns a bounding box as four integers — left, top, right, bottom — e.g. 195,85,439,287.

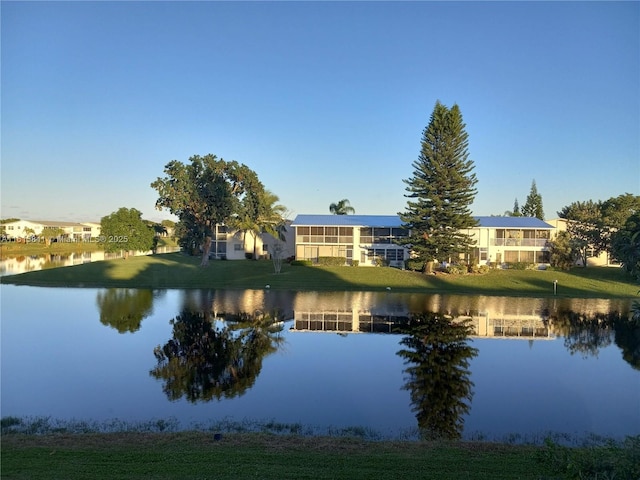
1,1,638,224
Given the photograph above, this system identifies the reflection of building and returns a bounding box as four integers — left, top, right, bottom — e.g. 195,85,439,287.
0,249,175,277
292,308,555,339
291,215,555,267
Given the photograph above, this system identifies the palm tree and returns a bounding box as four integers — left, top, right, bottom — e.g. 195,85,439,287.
230,190,288,260
329,199,355,215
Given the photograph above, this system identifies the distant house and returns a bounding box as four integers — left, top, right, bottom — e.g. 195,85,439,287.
291,214,555,267
1,220,101,241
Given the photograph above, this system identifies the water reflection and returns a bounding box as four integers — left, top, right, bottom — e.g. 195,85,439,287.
2,285,638,440
96,289,160,333
546,309,640,369
150,309,285,402
396,313,478,440
0,247,180,276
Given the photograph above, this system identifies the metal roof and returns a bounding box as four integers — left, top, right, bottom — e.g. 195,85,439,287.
474,216,554,228
292,214,554,229
291,215,404,227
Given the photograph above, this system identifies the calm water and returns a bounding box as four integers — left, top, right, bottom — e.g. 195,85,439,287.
1,285,638,441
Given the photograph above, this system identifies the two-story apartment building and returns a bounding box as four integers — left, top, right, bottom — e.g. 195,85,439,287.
291,215,410,267
291,214,555,267
1,220,101,241
466,216,554,265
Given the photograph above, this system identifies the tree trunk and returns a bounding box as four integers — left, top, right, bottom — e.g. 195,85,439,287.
200,236,212,266
252,232,257,260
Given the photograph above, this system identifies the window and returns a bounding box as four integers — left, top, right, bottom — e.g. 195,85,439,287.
360,227,373,244
480,248,488,261
234,244,243,251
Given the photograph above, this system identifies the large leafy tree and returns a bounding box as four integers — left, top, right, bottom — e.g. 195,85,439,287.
151,154,262,266
329,199,355,215
521,180,544,219
100,207,155,256
610,212,640,280
547,230,577,270
558,194,640,267
558,200,606,267
601,194,640,228
399,101,478,270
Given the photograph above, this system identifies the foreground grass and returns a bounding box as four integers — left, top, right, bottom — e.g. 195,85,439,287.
2,417,638,480
0,431,555,480
1,252,637,298
3,431,639,480
0,252,636,298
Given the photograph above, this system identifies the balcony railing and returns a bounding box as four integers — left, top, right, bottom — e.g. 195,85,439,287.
492,238,549,247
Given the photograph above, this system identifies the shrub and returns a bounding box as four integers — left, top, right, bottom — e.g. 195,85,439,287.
405,259,424,272
317,256,347,266
351,260,359,267
444,263,467,275
290,259,312,266
506,262,536,270
373,256,388,267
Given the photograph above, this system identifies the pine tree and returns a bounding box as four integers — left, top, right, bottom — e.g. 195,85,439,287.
522,180,544,219
512,198,521,216
399,102,478,270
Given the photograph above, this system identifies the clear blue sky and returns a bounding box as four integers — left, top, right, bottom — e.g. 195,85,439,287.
2,1,638,223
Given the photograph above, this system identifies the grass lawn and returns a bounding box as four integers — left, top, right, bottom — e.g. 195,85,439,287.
1,251,638,298
3,431,639,480
0,432,558,480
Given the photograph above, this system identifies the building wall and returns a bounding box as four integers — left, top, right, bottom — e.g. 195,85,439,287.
467,226,552,266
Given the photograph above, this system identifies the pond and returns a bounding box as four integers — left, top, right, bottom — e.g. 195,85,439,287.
1,285,638,442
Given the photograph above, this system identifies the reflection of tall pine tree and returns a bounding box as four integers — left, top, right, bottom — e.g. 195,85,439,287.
396,313,478,440
96,288,155,333
150,310,284,402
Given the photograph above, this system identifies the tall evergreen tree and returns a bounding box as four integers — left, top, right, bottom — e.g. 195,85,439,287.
511,198,521,216
398,101,478,270
522,180,544,219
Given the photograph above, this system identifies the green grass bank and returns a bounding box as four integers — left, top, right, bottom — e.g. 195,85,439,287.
2,431,639,480
1,252,637,298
